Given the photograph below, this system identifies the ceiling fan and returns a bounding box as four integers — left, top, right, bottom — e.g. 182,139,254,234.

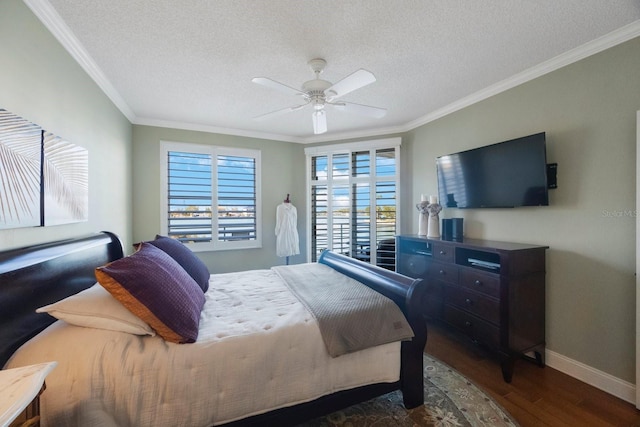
252,58,386,135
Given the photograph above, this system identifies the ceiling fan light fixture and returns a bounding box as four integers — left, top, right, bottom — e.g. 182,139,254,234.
252,58,384,135
312,110,327,135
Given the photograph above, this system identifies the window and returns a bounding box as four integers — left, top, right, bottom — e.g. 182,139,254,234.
160,141,261,251
305,138,400,270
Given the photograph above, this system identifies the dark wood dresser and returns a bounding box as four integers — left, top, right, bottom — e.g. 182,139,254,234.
396,234,547,382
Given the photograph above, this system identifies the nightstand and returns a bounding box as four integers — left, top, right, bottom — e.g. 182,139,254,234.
0,362,57,427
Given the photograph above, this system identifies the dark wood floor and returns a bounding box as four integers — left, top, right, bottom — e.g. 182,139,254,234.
424,322,640,426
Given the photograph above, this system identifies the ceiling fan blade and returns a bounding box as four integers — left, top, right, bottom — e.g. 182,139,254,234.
325,69,376,100
253,103,308,121
312,110,327,134
330,101,387,119
252,77,304,97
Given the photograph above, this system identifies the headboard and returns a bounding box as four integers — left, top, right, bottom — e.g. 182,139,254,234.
0,232,124,367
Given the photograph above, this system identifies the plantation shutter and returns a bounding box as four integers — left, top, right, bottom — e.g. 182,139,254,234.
161,141,261,251
217,154,257,242
167,151,213,243
310,154,328,257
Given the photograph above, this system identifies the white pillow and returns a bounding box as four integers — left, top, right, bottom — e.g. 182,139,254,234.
36,283,156,336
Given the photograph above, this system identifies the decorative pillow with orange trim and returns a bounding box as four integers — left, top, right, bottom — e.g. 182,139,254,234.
95,243,205,343
147,235,210,292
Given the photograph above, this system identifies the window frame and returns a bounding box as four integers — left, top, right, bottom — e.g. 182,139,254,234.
160,140,262,252
304,137,401,264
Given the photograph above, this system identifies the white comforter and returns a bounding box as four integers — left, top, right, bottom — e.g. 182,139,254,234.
7,268,401,426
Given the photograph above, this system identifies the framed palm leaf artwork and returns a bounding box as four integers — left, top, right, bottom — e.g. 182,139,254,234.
0,109,42,229
43,131,88,226
0,108,89,229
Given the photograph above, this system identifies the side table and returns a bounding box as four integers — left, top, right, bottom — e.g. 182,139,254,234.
0,362,57,427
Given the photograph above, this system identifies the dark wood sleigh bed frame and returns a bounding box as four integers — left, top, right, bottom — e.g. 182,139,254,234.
0,232,427,426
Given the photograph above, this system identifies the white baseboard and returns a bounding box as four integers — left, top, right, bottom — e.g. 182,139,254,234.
546,349,635,405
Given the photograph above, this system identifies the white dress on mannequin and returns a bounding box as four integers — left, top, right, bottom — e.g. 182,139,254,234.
275,202,300,258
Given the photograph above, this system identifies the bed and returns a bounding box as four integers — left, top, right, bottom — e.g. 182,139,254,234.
0,232,427,426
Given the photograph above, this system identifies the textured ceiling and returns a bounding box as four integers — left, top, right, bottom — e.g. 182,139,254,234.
27,0,640,143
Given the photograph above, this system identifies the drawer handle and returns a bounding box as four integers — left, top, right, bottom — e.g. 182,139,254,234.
465,298,473,306
474,280,482,286
465,321,472,328
439,269,445,275
439,250,446,255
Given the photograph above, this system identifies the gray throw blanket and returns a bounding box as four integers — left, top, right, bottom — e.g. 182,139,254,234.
272,263,414,357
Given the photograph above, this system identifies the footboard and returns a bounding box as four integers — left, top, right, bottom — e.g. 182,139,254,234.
318,250,427,408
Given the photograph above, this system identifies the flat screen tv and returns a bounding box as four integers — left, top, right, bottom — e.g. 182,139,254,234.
436,132,549,208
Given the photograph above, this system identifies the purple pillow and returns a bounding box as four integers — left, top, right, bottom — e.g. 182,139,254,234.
95,243,205,344
148,235,210,292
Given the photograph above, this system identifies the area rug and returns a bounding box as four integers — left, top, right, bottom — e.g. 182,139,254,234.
300,354,518,427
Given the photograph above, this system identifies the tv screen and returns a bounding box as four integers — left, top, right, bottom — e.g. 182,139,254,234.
436,132,549,208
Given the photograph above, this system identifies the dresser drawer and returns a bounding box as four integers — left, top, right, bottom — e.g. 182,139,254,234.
443,305,500,349
427,261,458,284
398,253,430,278
459,268,500,298
444,285,500,325
431,243,454,263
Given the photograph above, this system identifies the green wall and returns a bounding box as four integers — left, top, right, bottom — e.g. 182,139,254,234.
402,37,640,382
0,0,132,251
131,125,306,271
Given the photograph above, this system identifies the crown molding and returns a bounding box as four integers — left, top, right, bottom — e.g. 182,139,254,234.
304,137,401,155
133,117,303,144
403,20,640,132
297,124,406,144
23,0,136,122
